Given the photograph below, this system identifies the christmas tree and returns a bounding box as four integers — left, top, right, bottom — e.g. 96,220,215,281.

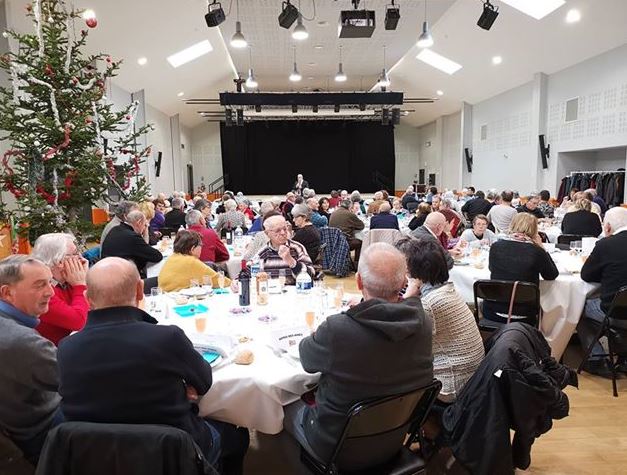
0,0,153,243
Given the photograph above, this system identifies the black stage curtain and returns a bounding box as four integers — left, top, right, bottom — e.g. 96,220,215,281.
220,121,395,194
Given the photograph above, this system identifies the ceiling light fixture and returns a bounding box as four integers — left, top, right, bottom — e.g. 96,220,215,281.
177,92,185,97
385,0,400,31
565,9,581,23
335,45,347,82
205,1,226,27
245,46,258,90
314,45,324,50
416,49,462,75
417,1,434,48
500,0,565,20
292,14,309,40
167,40,213,68
289,47,302,82
137,57,148,66
377,45,391,90
230,0,247,48
436,90,444,96
492,55,502,65
477,0,499,31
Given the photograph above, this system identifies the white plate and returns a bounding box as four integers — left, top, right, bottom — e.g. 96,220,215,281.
180,287,209,297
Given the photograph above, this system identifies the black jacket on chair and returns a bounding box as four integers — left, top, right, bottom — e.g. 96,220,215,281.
442,323,577,475
164,209,187,229
561,210,602,238
35,422,217,475
369,212,399,231
101,223,163,277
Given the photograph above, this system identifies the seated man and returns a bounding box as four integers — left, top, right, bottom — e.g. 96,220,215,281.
101,210,163,278
163,197,187,229
0,255,60,464
100,200,138,244
306,198,328,229
517,195,545,220
411,212,462,269
57,258,249,473
283,243,433,463
329,199,365,265
369,202,399,230
254,215,314,285
578,207,627,376
185,210,229,264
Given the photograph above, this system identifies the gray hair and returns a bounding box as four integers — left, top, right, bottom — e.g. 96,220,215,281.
350,191,361,202
604,207,627,233
113,200,138,220
487,191,497,200
224,198,237,211
441,198,455,209
270,196,282,208
339,199,352,209
291,204,312,220
0,255,46,286
379,202,391,213
585,188,597,197
260,201,275,216
185,209,203,226
32,233,76,267
171,197,185,210
126,210,146,224
373,191,383,200
357,243,407,300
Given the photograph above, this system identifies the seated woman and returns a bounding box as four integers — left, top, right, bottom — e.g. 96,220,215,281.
214,199,247,236
484,213,558,325
318,197,331,221
397,237,484,402
291,204,321,262
150,199,166,234
138,201,160,245
408,202,432,231
391,198,403,215
460,214,498,247
561,197,602,237
237,200,255,221
32,233,89,346
158,230,231,292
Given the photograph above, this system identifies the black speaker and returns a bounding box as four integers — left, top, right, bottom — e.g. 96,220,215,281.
464,148,473,173
278,1,299,29
381,108,390,126
236,109,244,127
205,2,225,27
155,151,162,178
477,1,499,31
225,109,233,127
391,108,401,125
539,134,550,169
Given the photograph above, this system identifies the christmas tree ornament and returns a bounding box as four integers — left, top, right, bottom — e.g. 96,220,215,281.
85,17,97,28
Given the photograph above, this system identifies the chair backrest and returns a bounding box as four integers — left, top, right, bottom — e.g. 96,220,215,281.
607,286,627,322
557,234,589,246
36,422,216,475
361,229,403,253
329,380,442,471
160,227,181,238
143,276,159,295
473,279,541,326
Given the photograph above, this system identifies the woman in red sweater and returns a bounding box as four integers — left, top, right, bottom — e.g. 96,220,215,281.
32,233,89,345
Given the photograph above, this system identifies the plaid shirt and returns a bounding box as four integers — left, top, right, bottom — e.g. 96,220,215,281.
255,239,314,285
538,201,554,218
319,227,352,277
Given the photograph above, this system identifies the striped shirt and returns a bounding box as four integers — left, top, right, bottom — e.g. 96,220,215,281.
255,239,315,285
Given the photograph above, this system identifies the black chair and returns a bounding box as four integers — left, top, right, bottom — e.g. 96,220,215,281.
143,276,159,295
406,202,419,214
473,280,541,333
160,227,181,238
35,422,217,475
556,234,590,251
300,380,442,475
0,430,34,475
577,286,627,397
313,242,328,281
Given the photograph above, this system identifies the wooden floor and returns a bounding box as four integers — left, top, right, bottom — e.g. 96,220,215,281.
243,274,627,475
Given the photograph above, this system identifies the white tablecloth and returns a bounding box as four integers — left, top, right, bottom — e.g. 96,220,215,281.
449,250,599,359
146,287,336,434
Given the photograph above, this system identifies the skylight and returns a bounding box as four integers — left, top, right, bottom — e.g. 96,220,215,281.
416,49,462,75
500,0,565,20
167,40,213,68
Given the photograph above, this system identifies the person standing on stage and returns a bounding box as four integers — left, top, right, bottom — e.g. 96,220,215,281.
292,174,309,196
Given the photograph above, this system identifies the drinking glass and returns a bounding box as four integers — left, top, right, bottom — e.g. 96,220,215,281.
202,275,213,289
217,270,226,289
195,317,207,333
190,278,200,288
334,284,344,309
305,310,315,331
278,269,287,288
149,287,163,318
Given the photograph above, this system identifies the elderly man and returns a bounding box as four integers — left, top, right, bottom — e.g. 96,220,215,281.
487,190,518,233
100,200,138,244
282,192,297,224
411,212,462,269
401,186,419,210
439,198,463,237
517,195,545,220
329,199,365,265
194,198,213,227
462,190,493,222
283,243,433,463
186,210,230,264
369,202,399,230
32,233,89,346
249,201,275,233
366,191,386,216
0,255,60,464
101,210,162,277
254,215,314,284
292,173,309,196
578,207,627,376
306,197,328,228
164,197,187,229
57,257,249,472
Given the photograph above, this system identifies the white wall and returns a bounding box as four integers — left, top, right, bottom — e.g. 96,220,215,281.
190,122,224,192
441,112,462,190
394,123,421,190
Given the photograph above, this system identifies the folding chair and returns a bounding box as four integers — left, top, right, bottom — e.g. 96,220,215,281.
473,280,541,333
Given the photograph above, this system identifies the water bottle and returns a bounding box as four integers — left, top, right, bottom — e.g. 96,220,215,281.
250,257,261,278
234,226,243,240
296,266,313,294
238,260,250,306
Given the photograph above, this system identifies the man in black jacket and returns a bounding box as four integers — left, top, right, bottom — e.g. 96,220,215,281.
461,190,493,222
369,202,399,230
164,197,187,229
57,258,249,474
283,243,433,465
101,210,163,278
578,207,627,375
516,195,546,220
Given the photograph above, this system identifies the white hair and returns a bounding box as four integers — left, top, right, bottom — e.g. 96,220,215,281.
605,207,627,234
358,243,407,300
171,197,185,209
32,233,76,267
225,199,238,211
185,209,203,226
260,201,275,215
126,210,146,224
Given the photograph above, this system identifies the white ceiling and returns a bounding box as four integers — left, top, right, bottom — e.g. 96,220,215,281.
5,0,627,129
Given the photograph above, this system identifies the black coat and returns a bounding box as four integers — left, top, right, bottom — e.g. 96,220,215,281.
462,198,493,220
369,212,399,230
516,205,545,220
36,422,217,475
561,210,602,237
442,323,577,474
100,223,162,277
57,307,214,459
164,209,187,229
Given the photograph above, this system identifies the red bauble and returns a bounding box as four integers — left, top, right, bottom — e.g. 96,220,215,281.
44,64,53,76
125,115,131,120
86,17,97,28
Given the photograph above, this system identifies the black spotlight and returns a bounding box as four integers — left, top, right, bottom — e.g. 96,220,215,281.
359,103,366,111
205,1,225,27
385,1,400,30
381,108,390,126
292,104,298,114
236,109,244,126
334,104,340,113
477,0,499,31
391,108,401,125
225,109,233,127
255,104,261,113
312,104,319,113
278,1,299,29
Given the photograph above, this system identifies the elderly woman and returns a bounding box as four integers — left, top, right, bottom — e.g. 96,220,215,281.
291,204,321,262
150,199,166,234
194,198,213,227
237,200,255,221
138,201,160,245
561,196,602,237
158,230,232,292
391,198,403,215
32,233,89,345
397,237,484,402
214,198,247,236
408,202,432,231
460,214,498,247
484,212,558,325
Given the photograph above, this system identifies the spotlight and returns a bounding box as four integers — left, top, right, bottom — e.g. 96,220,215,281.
359,103,366,111
255,104,261,113
477,0,499,31
205,1,225,27
312,105,319,113
236,109,244,126
382,108,390,126
385,1,400,30
292,104,298,113
225,109,233,127
278,0,299,29
391,108,401,125
334,104,340,113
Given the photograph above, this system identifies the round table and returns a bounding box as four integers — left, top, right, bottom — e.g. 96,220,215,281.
449,249,599,359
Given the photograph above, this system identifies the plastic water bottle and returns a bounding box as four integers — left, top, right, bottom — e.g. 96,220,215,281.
296,267,313,294
234,226,243,240
238,260,250,306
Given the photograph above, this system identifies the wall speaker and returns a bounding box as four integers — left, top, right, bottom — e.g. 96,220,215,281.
155,151,162,178
464,147,473,173
539,134,550,169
